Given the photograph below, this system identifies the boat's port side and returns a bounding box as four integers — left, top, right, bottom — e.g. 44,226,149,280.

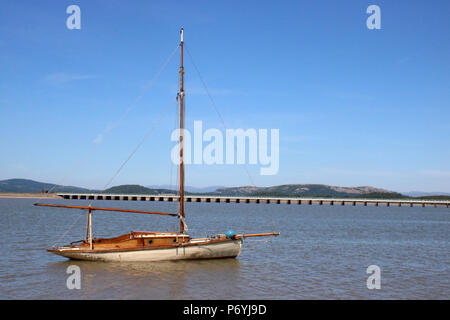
48,237,243,262
51,231,191,252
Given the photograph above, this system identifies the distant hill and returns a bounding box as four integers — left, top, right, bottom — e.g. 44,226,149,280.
103,185,176,195
208,184,405,199
147,185,223,193
402,191,450,197
0,179,95,193
412,195,450,200
0,179,177,195
1,179,449,199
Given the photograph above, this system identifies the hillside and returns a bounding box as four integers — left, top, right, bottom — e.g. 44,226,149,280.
1,179,449,199
209,184,405,198
0,179,95,193
402,191,450,197
0,179,180,195
103,185,176,195
147,185,223,193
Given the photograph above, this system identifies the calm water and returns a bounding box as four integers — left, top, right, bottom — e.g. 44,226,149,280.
0,198,448,299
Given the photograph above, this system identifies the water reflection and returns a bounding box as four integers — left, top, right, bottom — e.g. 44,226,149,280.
46,258,241,299
2,199,449,299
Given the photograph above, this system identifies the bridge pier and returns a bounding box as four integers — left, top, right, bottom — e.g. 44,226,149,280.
55,193,450,208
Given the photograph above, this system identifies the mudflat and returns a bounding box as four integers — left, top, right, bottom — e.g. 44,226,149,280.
0,193,59,199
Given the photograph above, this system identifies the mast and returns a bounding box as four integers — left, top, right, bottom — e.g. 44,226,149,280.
88,206,93,249
179,28,186,233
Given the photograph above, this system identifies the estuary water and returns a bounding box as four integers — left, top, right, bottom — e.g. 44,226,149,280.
0,198,448,299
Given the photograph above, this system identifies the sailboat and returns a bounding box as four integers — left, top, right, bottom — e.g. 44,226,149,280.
35,29,279,262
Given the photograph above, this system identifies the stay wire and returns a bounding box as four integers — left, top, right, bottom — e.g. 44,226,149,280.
94,100,176,203
52,210,84,247
34,44,179,206
184,44,256,187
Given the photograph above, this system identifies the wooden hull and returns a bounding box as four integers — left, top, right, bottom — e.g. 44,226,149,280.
49,238,242,262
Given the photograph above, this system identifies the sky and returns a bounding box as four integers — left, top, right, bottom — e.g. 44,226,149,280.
0,0,449,192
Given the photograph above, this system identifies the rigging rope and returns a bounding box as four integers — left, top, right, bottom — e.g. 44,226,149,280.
35,44,179,205
169,96,179,194
98,100,176,195
36,44,179,245
52,211,84,247
185,44,257,234
184,44,256,187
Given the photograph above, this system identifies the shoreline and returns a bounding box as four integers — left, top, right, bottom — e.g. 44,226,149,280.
0,193,60,199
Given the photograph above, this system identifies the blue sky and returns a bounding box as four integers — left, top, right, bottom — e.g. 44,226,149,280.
1,0,449,192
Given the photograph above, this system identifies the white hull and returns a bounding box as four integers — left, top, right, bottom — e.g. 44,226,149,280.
52,239,242,262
